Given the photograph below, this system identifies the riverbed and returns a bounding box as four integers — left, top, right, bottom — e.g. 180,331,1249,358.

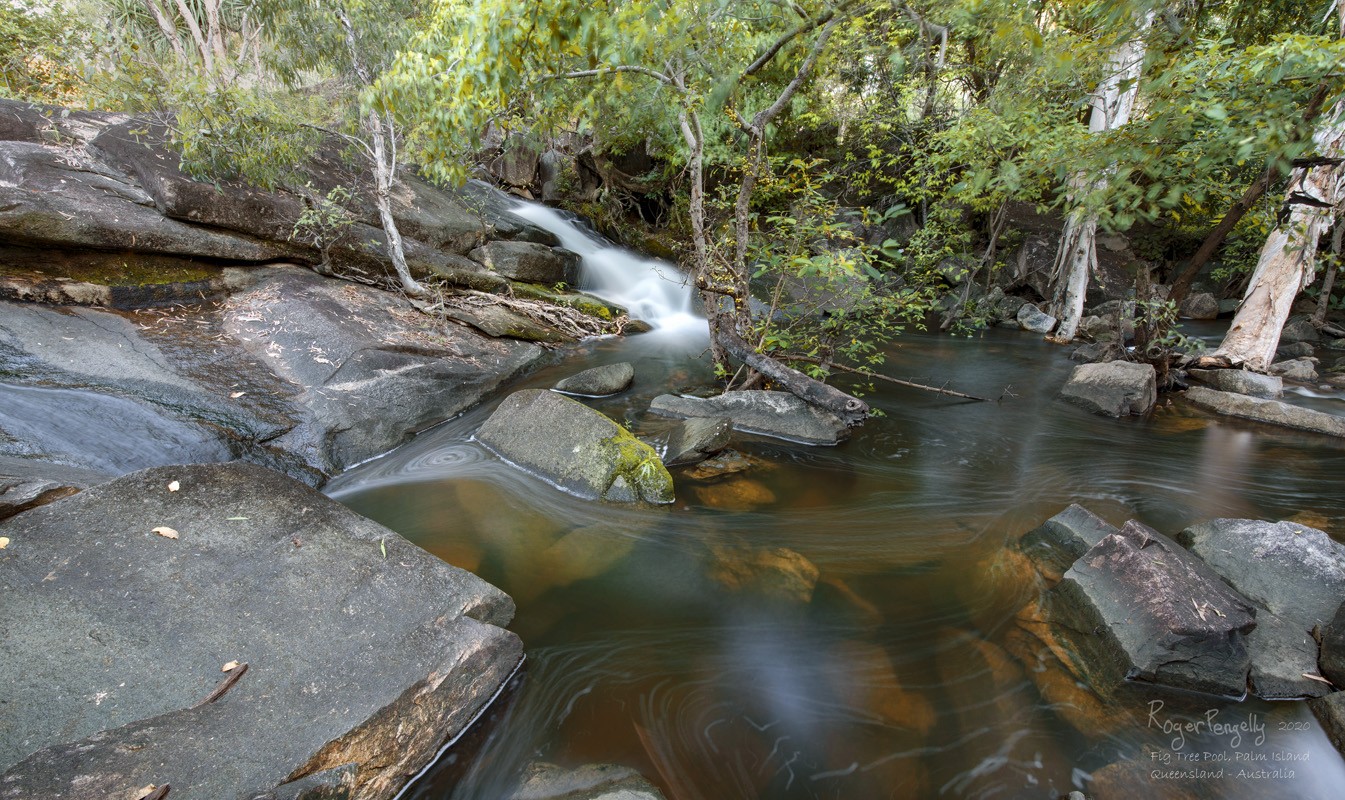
326,212,1345,799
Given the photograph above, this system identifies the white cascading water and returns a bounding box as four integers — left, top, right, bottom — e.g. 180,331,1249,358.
507,201,705,336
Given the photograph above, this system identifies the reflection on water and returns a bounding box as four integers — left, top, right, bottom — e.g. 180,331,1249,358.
328,324,1345,798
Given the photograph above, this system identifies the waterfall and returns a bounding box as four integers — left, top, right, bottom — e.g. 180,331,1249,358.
507,201,704,335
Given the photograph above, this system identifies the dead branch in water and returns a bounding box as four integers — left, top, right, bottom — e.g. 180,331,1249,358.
781,355,991,402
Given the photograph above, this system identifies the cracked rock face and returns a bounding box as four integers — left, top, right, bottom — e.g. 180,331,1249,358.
1042,521,1256,698
0,462,521,800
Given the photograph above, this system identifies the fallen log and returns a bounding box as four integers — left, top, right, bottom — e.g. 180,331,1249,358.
716,328,870,426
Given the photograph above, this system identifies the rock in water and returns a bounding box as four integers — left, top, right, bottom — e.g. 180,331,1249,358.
1017,503,1119,583
477,389,674,503
553,362,635,396
1176,519,1345,632
1185,368,1282,399
1184,386,1345,436
663,417,733,466
508,762,666,800
1322,603,1345,688
1058,361,1156,417
0,463,521,799
1269,356,1319,382
1045,521,1255,697
1179,292,1220,320
650,391,849,446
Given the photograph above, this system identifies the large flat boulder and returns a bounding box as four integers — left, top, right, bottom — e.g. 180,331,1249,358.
553,362,635,396
1176,518,1345,632
1184,386,1345,437
477,389,674,503
649,390,850,446
0,462,520,799
1043,521,1256,697
1058,361,1156,417
468,240,580,285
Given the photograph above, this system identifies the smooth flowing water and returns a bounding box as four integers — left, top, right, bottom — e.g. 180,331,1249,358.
327,209,1345,799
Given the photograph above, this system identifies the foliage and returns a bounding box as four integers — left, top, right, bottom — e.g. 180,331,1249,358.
1,0,89,103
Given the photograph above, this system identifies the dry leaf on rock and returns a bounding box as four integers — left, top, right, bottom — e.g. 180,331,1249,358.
229,391,246,399
222,660,240,672
0,537,9,549
132,785,157,800
167,481,180,492
152,527,180,540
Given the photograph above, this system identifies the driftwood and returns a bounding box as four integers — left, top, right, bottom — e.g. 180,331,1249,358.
783,354,991,402
716,329,870,425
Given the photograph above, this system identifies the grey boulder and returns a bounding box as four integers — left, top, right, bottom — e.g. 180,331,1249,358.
1044,521,1255,697
1017,503,1119,583
1186,368,1282,399
469,240,581,286
1320,602,1345,687
477,389,674,503
1016,302,1057,334
1184,386,1345,437
650,390,849,446
1280,316,1321,345
1179,292,1220,320
1058,361,1156,417
1176,518,1345,632
0,462,520,800
553,362,635,396
1269,356,1318,382
663,416,733,467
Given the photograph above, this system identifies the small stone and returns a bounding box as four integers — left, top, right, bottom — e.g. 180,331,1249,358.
1276,341,1316,359
1269,356,1318,382
552,362,635,396
1279,316,1321,345
1179,292,1219,320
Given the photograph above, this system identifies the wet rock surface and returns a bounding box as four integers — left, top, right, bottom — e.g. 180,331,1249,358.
662,416,733,466
1017,503,1119,583
553,362,635,396
0,462,521,800
1322,602,1345,687
650,390,850,446
507,762,666,800
0,267,545,482
1185,368,1282,399
1043,521,1256,697
1058,361,1156,417
1183,386,1345,437
478,389,674,503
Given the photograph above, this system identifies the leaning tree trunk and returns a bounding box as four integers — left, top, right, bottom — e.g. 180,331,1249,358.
1200,5,1345,369
1048,11,1154,341
1204,119,1345,370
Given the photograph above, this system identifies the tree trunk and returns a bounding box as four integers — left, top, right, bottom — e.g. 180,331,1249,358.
1048,11,1154,341
1169,83,1331,312
1312,222,1342,326
718,329,869,425
366,109,427,298
1205,118,1345,368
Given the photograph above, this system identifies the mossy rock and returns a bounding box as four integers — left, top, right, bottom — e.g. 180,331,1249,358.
509,281,626,321
476,389,673,503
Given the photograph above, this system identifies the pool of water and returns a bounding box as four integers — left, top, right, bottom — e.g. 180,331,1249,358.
328,318,1345,799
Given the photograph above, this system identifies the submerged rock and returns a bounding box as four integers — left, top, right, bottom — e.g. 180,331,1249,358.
553,362,635,396
707,545,820,604
662,416,733,466
477,389,674,503
1017,503,1119,584
1183,386,1345,437
1185,368,1282,399
1044,521,1255,697
650,390,849,446
1058,361,1156,417
508,762,666,800
0,462,520,799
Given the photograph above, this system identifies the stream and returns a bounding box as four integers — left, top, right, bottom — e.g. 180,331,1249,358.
326,205,1345,799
